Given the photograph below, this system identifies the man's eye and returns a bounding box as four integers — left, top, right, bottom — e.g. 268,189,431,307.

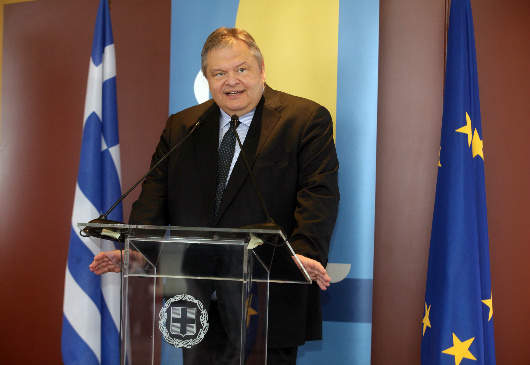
238,67,246,73
215,72,225,77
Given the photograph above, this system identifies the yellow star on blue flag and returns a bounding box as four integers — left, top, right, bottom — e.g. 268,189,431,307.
442,333,477,365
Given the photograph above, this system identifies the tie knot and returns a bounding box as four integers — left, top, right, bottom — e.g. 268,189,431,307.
230,115,240,130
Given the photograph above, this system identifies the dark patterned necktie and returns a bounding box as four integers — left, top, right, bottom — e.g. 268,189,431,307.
214,116,240,217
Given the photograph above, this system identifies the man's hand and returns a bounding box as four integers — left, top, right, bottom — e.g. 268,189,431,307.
89,250,122,275
294,254,331,291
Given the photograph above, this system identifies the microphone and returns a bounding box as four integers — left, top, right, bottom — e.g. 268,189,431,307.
80,111,211,242
230,114,282,232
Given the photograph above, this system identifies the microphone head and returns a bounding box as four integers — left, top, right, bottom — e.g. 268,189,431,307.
80,217,125,243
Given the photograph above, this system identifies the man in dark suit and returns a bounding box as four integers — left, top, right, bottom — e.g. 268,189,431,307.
91,27,339,365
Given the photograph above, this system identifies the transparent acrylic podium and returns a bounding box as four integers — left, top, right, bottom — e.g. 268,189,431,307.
79,223,311,365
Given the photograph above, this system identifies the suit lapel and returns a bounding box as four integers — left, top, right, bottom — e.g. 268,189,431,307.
192,105,219,225
214,86,282,224
255,86,282,157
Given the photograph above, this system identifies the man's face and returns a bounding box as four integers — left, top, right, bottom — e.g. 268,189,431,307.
204,40,265,117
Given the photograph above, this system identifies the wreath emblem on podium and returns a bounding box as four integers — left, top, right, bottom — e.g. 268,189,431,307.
159,294,209,348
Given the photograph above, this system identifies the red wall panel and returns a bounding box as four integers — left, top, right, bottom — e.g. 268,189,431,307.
0,1,170,363
373,0,445,363
473,0,530,363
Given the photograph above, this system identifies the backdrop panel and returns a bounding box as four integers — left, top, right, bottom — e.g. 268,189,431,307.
169,1,379,364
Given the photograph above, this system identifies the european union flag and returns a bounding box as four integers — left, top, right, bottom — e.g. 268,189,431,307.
421,1,496,365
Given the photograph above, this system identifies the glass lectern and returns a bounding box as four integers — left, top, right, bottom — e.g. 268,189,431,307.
79,223,311,365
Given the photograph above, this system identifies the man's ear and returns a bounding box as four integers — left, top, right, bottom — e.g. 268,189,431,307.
261,62,266,82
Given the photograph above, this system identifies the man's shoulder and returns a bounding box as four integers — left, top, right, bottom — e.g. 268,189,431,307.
264,85,331,122
265,86,329,114
167,99,217,128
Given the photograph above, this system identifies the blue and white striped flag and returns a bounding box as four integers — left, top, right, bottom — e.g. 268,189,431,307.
62,1,122,364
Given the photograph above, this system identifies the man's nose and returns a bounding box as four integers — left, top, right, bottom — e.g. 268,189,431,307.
226,72,239,85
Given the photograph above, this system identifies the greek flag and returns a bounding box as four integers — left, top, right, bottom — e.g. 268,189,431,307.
62,1,122,364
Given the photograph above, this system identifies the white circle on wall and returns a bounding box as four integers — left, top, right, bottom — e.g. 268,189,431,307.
194,70,210,104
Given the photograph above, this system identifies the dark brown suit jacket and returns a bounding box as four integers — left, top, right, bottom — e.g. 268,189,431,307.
130,85,339,347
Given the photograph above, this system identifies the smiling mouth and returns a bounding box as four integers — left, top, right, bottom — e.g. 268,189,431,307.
225,90,244,95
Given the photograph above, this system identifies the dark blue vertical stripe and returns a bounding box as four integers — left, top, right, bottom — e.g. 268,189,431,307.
102,149,122,220
91,0,114,66
67,229,101,306
322,278,373,323
78,113,103,212
62,315,100,365
101,299,121,365
102,77,119,148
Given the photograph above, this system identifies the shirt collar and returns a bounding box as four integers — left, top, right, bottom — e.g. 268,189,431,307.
219,108,255,128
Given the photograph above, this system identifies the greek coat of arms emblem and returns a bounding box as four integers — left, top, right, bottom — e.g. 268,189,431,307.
158,294,209,348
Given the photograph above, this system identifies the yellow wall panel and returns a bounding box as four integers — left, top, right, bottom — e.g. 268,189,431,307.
236,0,339,126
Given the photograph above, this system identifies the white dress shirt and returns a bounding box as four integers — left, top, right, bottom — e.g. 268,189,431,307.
218,108,255,181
